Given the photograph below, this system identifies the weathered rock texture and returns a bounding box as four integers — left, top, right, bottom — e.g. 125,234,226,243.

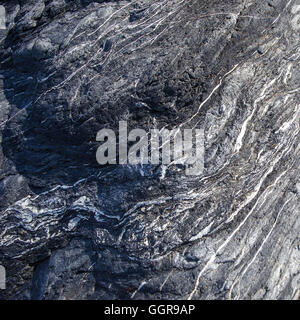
0,0,300,300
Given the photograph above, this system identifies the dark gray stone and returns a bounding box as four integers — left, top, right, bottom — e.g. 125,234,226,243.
0,0,300,300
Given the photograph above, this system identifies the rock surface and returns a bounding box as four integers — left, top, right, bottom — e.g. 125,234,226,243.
0,0,300,300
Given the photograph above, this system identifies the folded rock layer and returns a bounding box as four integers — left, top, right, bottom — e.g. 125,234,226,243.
0,0,300,300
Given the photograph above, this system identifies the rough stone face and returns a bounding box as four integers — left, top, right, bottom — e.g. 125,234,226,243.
0,0,300,300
